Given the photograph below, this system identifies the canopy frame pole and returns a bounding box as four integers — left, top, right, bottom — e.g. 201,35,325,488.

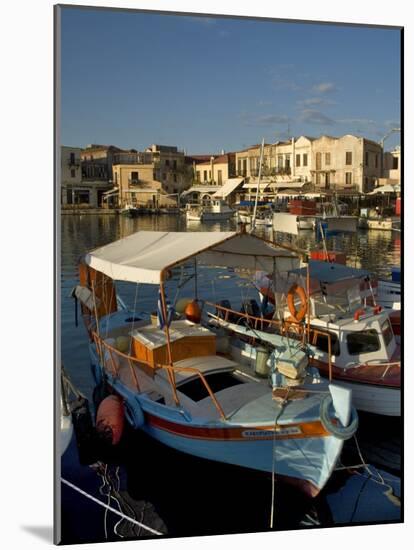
194,257,198,301
159,278,180,406
306,258,311,342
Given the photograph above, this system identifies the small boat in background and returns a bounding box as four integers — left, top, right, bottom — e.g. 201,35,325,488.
120,204,140,218
185,200,234,222
254,260,401,416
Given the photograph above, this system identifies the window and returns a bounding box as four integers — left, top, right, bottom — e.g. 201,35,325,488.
375,154,379,168
162,173,167,181
70,168,76,178
218,170,223,185
278,155,283,168
285,155,291,169
392,157,399,170
203,170,208,181
70,152,75,164
382,318,394,347
165,159,170,167
325,153,331,166
303,153,308,167
296,154,301,167
316,152,322,170
196,171,201,181
346,151,352,165
345,172,352,185
347,329,380,355
365,151,369,166
209,170,212,180
131,171,139,183
313,331,340,356
316,173,321,185
173,160,177,169
173,174,177,182
238,159,242,175
114,172,118,185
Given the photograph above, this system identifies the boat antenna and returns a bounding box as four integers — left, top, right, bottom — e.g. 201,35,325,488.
251,138,265,233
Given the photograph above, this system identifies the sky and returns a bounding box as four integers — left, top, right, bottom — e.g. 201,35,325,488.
60,7,401,154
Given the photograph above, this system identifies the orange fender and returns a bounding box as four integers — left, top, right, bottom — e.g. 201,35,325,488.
287,284,308,323
96,395,125,445
185,300,201,323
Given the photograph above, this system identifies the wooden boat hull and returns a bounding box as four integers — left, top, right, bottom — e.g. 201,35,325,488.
89,345,345,498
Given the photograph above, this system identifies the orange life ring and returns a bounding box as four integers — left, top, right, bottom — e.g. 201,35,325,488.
287,284,308,323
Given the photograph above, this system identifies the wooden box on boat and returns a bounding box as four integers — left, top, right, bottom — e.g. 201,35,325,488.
131,320,216,370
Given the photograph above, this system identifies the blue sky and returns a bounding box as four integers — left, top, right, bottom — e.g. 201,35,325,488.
60,7,401,153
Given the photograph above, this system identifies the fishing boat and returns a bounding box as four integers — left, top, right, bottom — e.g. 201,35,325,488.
120,204,140,218
237,206,273,227
74,230,358,497
185,200,234,222
254,260,401,417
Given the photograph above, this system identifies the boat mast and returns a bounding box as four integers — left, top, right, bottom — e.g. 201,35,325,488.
251,138,265,233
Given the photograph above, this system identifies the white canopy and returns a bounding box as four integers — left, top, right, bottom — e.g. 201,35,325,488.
368,184,400,194
212,178,244,198
85,231,300,285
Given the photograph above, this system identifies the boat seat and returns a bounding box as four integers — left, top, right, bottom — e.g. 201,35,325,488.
155,354,238,385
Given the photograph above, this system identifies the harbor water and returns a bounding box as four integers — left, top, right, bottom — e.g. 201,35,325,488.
60,214,402,543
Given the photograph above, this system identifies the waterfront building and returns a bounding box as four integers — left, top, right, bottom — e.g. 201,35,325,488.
145,144,193,195
383,146,401,185
310,134,382,193
112,162,177,208
80,144,140,206
61,145,111,207
194,153,236,185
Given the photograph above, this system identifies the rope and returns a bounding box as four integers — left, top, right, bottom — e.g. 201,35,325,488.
61,478,163,536
270,398,288,529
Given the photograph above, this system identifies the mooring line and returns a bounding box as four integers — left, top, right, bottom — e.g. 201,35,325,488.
61,478,163,536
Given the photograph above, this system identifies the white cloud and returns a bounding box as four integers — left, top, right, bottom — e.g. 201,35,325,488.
312,82,337,94
240,113,290,127
300,109,336,126
297,97,336,107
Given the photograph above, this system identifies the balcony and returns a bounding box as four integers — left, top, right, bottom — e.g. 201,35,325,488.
128,178,141,185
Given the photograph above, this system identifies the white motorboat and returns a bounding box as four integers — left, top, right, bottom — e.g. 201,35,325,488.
254,260,401,416
185,200,234,222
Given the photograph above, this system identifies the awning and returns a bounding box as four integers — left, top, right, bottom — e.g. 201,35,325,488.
102,189,119,198
273,181,307,189
85,231,300,285
289,260,370,284
243,181,271,190
181,186,222,197
212,178,244,198
124,189,158,194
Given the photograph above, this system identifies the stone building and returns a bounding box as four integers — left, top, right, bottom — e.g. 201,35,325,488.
310,135,382,193
145,144,193,195
383,146,401,184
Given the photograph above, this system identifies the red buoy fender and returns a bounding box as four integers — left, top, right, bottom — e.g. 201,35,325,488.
185,300,201,323
96,395,125,445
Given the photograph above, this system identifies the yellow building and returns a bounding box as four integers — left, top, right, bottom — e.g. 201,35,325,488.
112,163,176,208
194,153,236,184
